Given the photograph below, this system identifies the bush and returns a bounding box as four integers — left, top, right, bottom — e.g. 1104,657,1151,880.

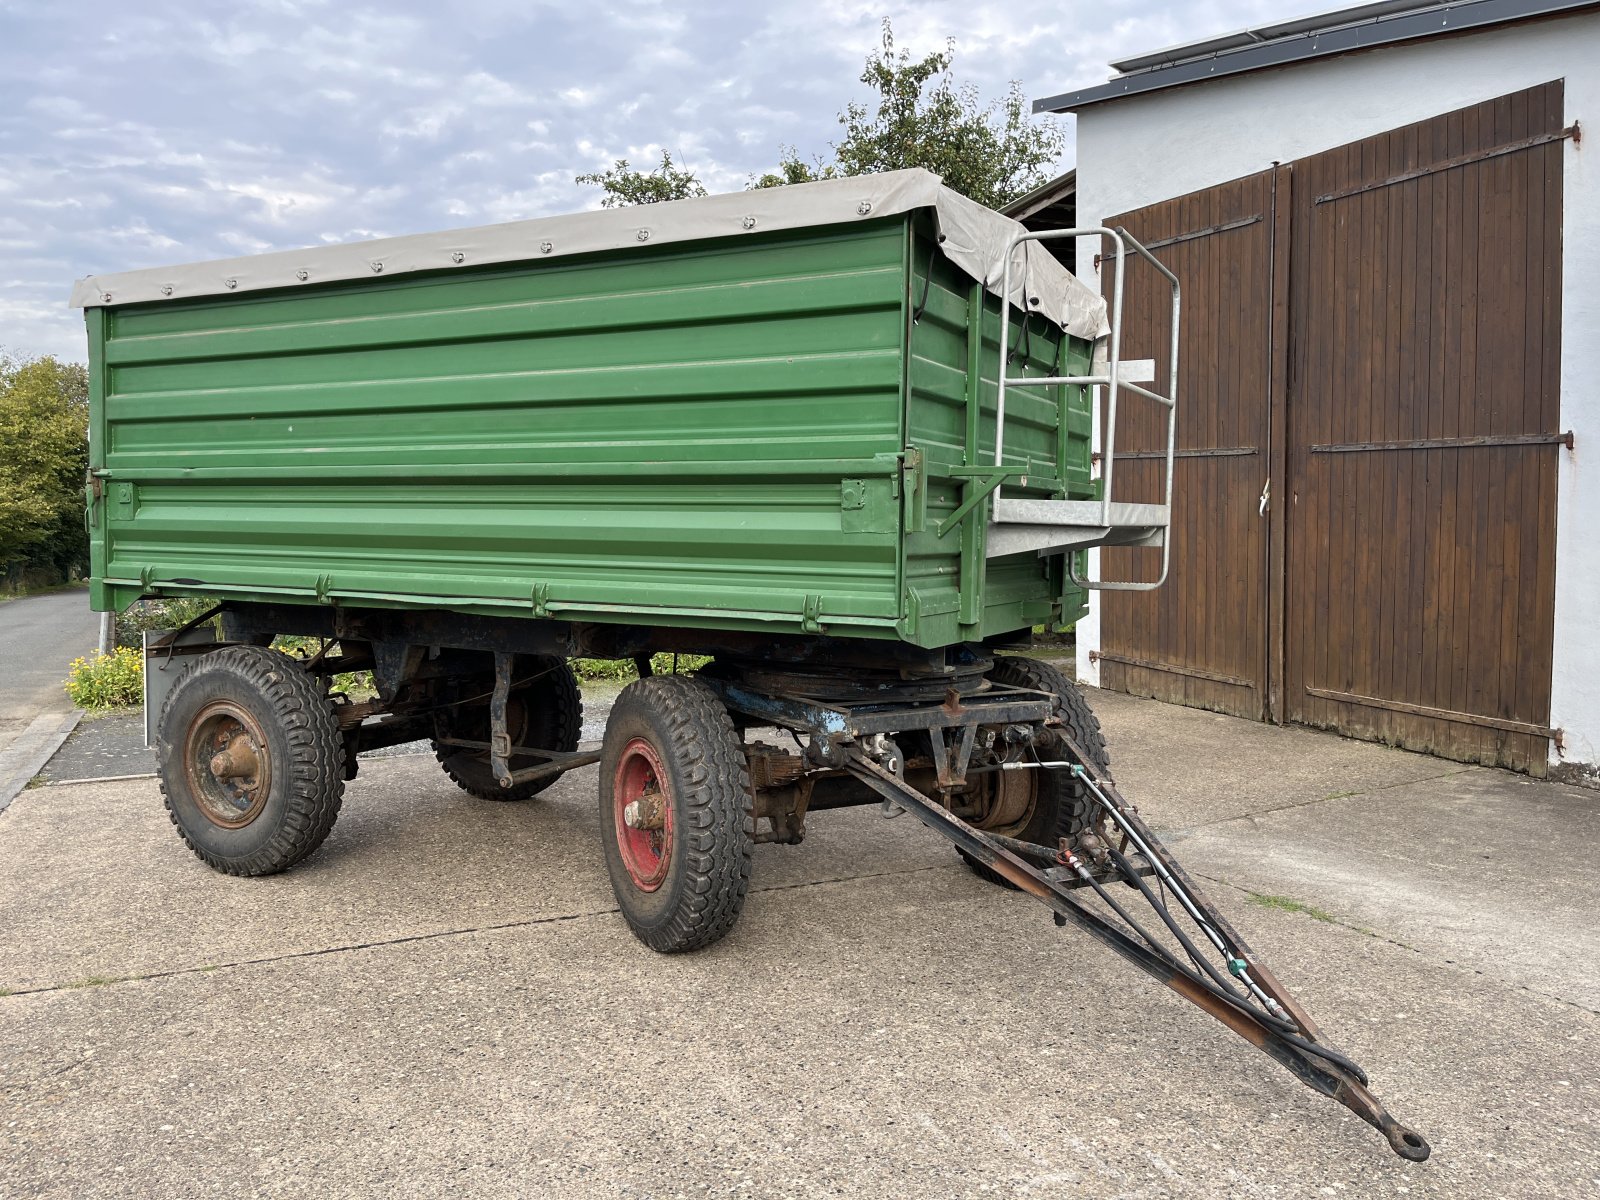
572,653,711,683
65,648,143,710
272,634,375,698
115,596,221,650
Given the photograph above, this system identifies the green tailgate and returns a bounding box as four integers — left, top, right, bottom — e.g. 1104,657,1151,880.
86,216,1093,648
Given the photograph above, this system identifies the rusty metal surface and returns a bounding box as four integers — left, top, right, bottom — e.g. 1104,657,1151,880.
183,702,271,830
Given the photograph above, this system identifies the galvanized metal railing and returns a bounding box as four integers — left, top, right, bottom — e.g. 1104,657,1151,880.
994,226,1181,591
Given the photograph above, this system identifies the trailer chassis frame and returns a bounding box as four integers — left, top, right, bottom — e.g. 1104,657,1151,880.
155,602,1430,1159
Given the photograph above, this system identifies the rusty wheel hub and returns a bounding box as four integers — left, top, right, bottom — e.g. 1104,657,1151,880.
613,737,673,891
966,766,1037,834
184,702,272,828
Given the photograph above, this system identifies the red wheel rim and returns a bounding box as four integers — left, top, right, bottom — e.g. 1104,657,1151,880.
613,737,673,891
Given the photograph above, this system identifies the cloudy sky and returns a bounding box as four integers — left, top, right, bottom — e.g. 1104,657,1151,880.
1,0,1308,363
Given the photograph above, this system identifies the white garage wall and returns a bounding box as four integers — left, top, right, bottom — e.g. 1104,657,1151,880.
1069,10,1600,776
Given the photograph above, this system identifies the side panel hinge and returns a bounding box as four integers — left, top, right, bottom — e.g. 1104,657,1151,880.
801,593,824,634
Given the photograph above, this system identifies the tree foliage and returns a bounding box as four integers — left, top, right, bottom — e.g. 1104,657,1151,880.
827,21,1065,208
575,149,707,208
580,21,1065,211
0,353,89,575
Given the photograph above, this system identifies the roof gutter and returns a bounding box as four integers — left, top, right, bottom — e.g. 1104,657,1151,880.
1035,0,1599,113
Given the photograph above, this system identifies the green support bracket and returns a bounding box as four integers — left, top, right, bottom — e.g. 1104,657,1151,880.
531,582,551,618
936,467,1024,538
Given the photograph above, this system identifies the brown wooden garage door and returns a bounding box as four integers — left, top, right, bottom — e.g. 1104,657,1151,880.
1096,81,1567,773
1097,170,1278,720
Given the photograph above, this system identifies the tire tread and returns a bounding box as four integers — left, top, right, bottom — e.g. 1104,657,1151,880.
156,646,345,877
605,674,752,953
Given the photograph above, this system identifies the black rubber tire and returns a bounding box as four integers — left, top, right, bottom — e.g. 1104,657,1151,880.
431,658,582,801
156,646,345,877
961,655,1111,888
599,675,753,953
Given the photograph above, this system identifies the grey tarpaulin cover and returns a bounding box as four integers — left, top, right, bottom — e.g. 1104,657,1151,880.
69,168,1108,340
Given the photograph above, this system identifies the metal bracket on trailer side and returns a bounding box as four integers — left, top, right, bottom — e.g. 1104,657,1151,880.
841,743,1431,1162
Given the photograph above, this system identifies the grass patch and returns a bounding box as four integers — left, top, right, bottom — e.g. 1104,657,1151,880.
23,774,46,790
63,975,125,989
0,580,89,603
1245,892,1340,924
81,705,138,720
0,986,12,997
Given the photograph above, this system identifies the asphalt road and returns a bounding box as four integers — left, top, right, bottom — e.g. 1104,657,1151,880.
0,588,99,755
2,687,1596,1197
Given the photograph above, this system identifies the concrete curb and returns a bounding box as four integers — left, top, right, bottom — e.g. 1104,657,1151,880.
0,710,83,814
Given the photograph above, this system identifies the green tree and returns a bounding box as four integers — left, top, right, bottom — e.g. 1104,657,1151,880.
752,20,1064,208
575,149,707,208
0,353,90,577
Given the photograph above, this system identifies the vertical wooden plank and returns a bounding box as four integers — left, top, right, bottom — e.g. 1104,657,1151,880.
1099,173,1272,718
1267,165,1293,722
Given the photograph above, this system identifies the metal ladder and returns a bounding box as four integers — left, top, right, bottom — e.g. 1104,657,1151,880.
986,226,1181,591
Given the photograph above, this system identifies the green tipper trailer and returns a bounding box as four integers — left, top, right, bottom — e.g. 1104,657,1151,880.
80,173,1121,647
72,170,1428,1159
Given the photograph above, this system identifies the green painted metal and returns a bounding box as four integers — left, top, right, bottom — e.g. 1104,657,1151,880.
85,214,1095,648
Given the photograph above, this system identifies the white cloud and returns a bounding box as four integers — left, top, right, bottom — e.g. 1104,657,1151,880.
0,0,1308,362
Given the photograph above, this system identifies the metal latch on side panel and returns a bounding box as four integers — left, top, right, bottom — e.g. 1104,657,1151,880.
112,481,137,518
531,582,551,619
84,473,104,531
901,446,927,534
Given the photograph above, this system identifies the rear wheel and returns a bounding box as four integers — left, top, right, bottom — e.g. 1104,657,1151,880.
431,658,582,801
156,646,345,876
599,675,753,953
960,655,1110,887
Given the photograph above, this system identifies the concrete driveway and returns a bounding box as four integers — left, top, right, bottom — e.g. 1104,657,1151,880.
0,588,98,751
2,688,1596,1198
0,588,99,805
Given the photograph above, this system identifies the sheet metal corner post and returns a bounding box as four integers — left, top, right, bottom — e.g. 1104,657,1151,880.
85,305,112,613
958,280,987,631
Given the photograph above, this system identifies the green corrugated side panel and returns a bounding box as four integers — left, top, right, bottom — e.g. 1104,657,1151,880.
91,222,912,637
898,219,1095,648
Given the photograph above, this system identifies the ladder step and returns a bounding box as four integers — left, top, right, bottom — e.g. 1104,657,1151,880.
987,521,1164,559
992,498,1170,528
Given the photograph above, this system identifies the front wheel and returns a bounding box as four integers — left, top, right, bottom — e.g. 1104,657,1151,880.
156,646,345,876
959,655,1110,887
599,675,753,953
